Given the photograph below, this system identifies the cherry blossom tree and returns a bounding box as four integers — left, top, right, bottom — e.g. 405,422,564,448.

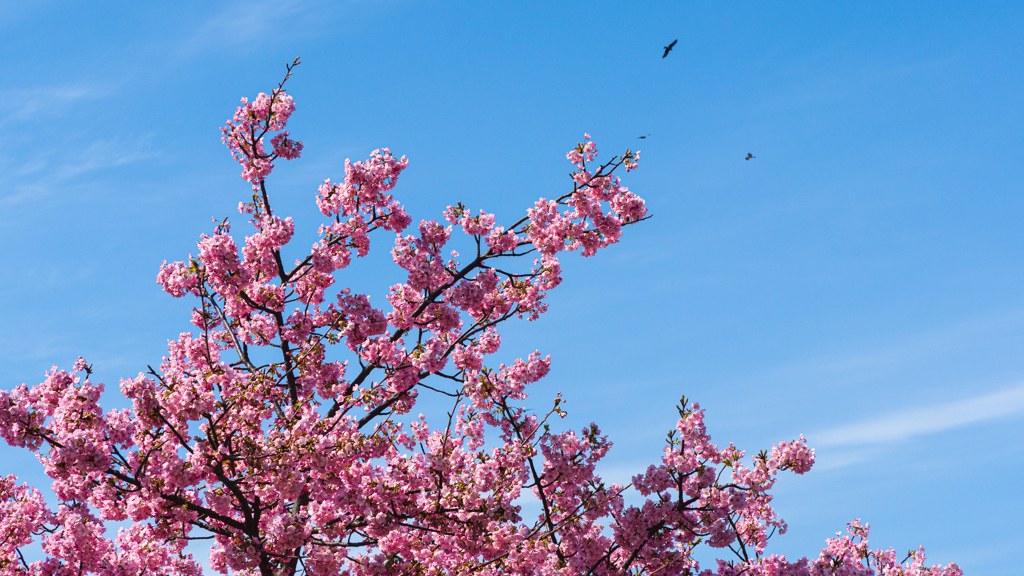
0,60,961,576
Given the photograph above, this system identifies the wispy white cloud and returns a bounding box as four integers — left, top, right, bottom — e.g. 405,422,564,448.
750,309,1024,389
0,137,158,208
0,0,61,31
0,85,109,124
812,382,1024,448
176,0,332,57
53,138,158,179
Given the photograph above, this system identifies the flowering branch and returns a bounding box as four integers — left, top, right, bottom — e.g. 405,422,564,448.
0,63,960,576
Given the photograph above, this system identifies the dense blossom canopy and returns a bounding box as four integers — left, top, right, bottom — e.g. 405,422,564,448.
0,62,960,576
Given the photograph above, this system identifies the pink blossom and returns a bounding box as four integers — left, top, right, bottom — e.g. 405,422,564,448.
0,71,958,576
156,259,198,297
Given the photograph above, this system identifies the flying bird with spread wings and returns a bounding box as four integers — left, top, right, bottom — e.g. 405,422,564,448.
638,134,650,139
745,153,755,160
662,39,678,58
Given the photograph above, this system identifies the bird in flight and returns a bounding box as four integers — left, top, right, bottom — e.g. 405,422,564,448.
637,134,650,139
662,39,678,58
745,153,755,160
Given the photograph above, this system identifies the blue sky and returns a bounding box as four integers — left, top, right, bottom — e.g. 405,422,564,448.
2,1,1023,573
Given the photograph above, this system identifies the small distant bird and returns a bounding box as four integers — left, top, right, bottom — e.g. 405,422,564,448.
637,134,650,139
745,153,755,160
662,39,678,58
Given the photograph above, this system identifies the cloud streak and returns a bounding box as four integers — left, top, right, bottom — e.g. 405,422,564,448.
736,308,1024,393
176,0,331,57
812,383,1024,448
0,137,158,208
0,85,108,125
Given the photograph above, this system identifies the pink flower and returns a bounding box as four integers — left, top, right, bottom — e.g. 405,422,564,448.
0,75,958,576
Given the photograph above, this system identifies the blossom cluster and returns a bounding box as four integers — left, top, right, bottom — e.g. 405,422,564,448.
220,60,305,189
0,68,959,576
